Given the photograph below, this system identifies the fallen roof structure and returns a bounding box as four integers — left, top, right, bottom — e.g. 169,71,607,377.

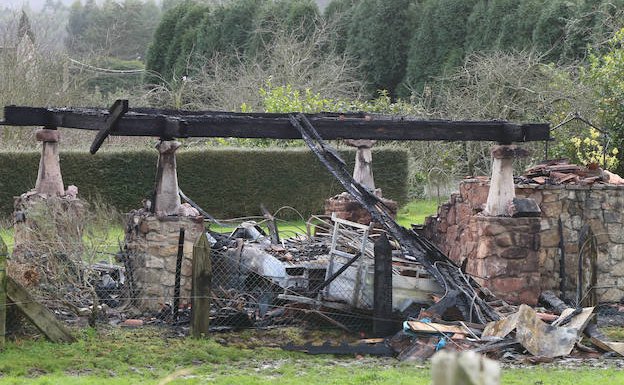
1,100,552,325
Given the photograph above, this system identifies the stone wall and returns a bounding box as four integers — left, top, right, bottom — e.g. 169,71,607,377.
325,192,397,225
125,210,204,311
423,178,624,304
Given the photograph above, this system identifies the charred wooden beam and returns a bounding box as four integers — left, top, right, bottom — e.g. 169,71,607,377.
2,104,550,143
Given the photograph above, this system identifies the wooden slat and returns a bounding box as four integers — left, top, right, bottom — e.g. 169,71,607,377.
2,105,551,143
191,232,211,338
0,238,6,349
407,320,470,335
6,277,75,343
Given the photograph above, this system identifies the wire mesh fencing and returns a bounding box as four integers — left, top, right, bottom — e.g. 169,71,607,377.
4,213,428,337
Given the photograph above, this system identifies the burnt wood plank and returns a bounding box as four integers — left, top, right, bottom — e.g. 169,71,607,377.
7,277,75,343
3,105,550,142
89,99,129,154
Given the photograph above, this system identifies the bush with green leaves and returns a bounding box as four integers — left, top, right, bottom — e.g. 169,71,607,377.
586,28,624,173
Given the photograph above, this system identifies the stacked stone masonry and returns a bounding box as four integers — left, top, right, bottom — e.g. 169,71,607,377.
423,178,624,304
325,192,398,225
125,212,204,311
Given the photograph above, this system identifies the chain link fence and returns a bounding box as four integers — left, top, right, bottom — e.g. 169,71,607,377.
5,212,431,337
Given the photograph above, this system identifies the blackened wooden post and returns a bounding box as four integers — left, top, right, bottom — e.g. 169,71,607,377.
0,237,7,349
173,228,185,321
191,232,211,338
373,233,394,336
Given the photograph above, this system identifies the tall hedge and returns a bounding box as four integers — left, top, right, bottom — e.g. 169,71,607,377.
0,148,409,219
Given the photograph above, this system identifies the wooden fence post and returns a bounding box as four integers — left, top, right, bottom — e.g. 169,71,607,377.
373,233,395,337
191,232,211,338
0,237,7,349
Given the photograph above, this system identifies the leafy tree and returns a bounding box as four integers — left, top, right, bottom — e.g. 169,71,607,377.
497,0,544,51
587,28,624,173
66,0,96,55
532,0,580,61
345,0,413,97
464,0,488,52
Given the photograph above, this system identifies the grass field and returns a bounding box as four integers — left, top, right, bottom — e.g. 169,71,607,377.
0,327,622,384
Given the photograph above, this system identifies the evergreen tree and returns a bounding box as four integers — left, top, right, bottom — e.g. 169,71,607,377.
195,0,261,63
532,0,579,61
464,0,488,52
164,2,209,80
404,0,476,93
324,0,357,54
246,0,320,58
66,0,161,59
345,0,413,97
18,10,35,43
497,0,544,51
146,1,190,82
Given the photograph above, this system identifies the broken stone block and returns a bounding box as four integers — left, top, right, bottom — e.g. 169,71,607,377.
508,197,541,218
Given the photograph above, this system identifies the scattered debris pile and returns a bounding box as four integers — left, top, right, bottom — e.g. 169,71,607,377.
286,291,624,363
518,159,624,186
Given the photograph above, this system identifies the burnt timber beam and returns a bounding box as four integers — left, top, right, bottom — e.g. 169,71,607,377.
2,105,550,143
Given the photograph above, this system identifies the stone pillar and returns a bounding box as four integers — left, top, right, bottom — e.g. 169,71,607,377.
344,139,376,190
34,128,64,197
484,145,528,216
124,213,204,312
154,140,181,216
12,128,85,274
470,217,541,305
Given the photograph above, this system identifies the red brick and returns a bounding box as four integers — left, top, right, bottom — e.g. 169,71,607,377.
517,288,540,305
488,276,527,295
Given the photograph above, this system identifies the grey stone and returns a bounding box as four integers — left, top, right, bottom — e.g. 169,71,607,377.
607,223,624,243
570,215,582,230
585,198,602,210
161,274,175,286
144,255,164,269
540,219,552,231
604,211,621,223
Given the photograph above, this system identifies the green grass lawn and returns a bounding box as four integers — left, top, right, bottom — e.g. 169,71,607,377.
0,327,622,384
396,199,438,227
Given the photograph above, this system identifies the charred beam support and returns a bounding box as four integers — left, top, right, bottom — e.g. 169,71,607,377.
3,104,551,142
89,99,128,154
